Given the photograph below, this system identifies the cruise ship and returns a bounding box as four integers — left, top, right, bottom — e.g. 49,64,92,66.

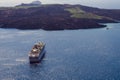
29,42,45,64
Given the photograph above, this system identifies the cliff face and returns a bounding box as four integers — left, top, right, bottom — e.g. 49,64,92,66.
0,4,119,30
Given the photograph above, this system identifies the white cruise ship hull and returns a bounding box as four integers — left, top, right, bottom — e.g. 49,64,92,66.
29,45,45,63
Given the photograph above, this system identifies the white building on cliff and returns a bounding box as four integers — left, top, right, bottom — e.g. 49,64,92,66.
16,0,42,7
31,0,42,5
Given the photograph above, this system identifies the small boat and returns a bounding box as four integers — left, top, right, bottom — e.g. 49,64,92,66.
106,27,109,30
29,42,45,64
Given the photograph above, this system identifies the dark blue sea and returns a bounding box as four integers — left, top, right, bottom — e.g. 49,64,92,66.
0,23,120,80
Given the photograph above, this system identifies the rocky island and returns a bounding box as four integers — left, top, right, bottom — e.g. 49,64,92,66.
0,1,120,30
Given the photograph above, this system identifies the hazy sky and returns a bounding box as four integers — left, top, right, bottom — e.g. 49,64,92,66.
0,0,120,9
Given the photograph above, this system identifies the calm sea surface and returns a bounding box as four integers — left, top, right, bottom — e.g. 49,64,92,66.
0,23,120,80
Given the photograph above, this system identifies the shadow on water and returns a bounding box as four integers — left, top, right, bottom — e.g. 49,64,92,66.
26,52,48,80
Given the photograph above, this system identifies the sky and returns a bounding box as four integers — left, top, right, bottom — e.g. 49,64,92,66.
0,0,120,9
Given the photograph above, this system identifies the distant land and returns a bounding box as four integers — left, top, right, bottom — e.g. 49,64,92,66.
0,2,120,30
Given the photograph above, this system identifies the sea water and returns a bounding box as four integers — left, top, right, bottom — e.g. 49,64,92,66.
0,23,120,80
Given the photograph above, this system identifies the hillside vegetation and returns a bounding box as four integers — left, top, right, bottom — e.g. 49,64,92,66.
66,7,103,19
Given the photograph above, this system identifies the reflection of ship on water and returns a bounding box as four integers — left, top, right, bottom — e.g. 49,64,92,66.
29,42,46,64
